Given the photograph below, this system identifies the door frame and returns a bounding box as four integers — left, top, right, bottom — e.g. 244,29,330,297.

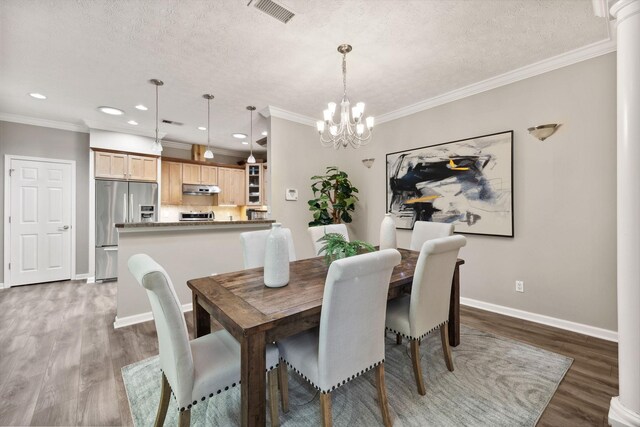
3,154,77,288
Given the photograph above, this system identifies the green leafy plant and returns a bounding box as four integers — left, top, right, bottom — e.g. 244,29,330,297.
316,232,375,265
308,166,359,226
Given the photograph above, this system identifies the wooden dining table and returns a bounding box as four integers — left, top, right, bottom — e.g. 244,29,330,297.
187,248,464,427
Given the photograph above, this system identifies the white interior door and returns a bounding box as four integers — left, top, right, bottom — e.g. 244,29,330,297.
9,159,72,285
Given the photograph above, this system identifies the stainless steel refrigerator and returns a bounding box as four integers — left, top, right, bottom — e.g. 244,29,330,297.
95,180,158,281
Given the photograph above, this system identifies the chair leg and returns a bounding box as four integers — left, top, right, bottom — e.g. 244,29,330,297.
320,392,332,427
178,409,190,427
268,369,280,427
154,372,171,427
440,322,455,372
410,339,426,395
277,363,289,413
395,333,402,345
375,364,393,427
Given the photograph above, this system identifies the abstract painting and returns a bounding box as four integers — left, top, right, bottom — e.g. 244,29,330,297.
386,131,513,237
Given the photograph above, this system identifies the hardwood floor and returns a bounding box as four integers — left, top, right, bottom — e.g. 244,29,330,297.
0,280,617,426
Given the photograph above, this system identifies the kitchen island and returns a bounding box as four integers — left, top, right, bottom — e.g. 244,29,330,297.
114,219,275,327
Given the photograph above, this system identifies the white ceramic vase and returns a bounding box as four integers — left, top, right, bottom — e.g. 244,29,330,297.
379,213,397,250
264,223,290,288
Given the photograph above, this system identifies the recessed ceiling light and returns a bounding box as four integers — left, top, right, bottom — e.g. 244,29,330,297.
262,131,268,136
98,106,125,116
127,120,138,125
135,104,148,111
242,141,249,145
29,93,47,100
232,133,247,139
198,126,207,131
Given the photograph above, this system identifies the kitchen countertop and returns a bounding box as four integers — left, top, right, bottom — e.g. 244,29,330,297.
115,219,275,228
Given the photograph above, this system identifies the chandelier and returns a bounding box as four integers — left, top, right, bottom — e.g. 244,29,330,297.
316,44,374,149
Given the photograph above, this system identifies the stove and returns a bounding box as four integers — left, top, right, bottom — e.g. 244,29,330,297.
179,211,215,221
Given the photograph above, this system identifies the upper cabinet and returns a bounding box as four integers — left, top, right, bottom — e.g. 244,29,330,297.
161,161,183,205
246,164,263,206
182,163,218,185
94,151,157,182
182,163,201,184
218,167,245,206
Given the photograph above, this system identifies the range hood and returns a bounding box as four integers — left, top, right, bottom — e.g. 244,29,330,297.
182,184,221,195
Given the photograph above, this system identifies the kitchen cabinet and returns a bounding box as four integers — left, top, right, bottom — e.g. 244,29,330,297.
94,151,157,181
246,164,263,206
182,163,218,185
218,167,245,206
201,166,218,185
95,152,128,179
161,161,183,205
128,155,158,181
182,163,201,184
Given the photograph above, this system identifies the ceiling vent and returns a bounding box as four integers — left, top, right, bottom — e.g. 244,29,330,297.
251,0,295,24
162,119,183,126
256,136,268,147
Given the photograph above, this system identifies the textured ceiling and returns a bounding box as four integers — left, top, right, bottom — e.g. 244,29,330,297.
0,0,608,151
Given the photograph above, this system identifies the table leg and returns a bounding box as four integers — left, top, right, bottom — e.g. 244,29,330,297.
241,332,267,427
193,293,211,339
448,264,461,347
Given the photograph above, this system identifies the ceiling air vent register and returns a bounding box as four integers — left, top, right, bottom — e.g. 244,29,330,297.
251,0,295,24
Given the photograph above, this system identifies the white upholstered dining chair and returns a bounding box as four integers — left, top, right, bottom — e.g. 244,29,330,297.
278,249,402,427
240,228,297,269
409,221,454,251
128,254,283,427
308,224,350,256
385,235,466,395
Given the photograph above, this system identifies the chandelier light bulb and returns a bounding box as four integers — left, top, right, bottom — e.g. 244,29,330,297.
366,116,374,130
317,44,374,149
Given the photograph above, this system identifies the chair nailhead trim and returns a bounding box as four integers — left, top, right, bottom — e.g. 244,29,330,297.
161,363,279,413
386,320,446,341
279,357,384,394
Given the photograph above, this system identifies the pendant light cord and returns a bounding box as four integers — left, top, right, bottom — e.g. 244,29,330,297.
207,98,211,149
155,84,159,145
249,109,253,158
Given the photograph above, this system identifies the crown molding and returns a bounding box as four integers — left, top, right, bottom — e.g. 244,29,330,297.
377,38,617,124
83,120,167,139
262,105,316,127
0,112,88,133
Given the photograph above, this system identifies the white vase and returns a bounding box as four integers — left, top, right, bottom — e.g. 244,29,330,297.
264,223,290,288
379,213,397,250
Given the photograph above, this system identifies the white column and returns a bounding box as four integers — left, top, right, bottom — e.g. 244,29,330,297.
609,1,640,426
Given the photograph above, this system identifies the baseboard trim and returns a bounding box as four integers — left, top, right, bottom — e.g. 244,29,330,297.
113,303,193,329
609,396,640,427
74,273,90,280
460,297,618,342
86,276,96,284
0,282,4,289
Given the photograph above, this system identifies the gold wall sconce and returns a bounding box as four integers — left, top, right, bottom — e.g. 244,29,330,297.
362,158,375,168
528,124,561,141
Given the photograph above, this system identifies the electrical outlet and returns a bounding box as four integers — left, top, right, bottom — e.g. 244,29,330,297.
515,280,524,293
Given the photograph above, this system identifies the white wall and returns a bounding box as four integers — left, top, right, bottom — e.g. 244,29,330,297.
269,117,350,260
89,129,159,155
342,53,617,332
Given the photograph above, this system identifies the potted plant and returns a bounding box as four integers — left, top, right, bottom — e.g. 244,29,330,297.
316,233,375,265
308,166,360,226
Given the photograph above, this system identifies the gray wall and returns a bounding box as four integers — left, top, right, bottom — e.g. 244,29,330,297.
0,121,90,282
344,53,618,331
269,53,617,332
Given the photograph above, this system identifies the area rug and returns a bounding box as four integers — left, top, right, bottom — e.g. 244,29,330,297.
122,326,572,426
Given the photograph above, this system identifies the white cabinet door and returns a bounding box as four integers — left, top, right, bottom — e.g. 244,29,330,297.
9,159,72,285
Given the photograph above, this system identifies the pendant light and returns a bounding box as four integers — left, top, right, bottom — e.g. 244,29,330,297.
149,79,164,153
203,94,215,159
246,106,256,164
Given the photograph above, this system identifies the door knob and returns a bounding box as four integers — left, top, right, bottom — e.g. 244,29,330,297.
59,225,70,230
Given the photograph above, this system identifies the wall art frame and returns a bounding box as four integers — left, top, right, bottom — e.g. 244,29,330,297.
386,130,514,237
